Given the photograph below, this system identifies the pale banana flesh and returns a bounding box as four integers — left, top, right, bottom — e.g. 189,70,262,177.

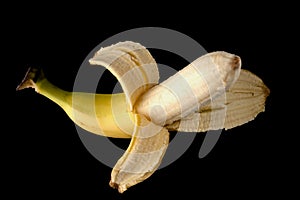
134,51,241,126
16,41,270,193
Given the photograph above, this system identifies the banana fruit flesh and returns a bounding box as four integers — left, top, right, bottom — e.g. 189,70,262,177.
134,51,241,126
16,41,270,193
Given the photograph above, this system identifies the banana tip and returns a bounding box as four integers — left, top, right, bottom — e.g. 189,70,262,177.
109,180,127,193
264,84,271,97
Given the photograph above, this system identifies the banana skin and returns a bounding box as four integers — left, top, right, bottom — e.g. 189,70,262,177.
16,67,134,138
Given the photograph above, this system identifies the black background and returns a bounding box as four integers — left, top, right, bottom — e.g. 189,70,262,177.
13,3,290,199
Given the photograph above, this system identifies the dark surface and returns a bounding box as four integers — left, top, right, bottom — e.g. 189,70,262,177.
13,5,288,199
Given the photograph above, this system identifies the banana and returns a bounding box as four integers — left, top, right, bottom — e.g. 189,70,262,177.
16,41,270,193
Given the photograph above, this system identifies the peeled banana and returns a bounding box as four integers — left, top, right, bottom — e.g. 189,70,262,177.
16,41,270,193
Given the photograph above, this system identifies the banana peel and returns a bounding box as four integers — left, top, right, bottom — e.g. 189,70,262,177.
16,41,270,193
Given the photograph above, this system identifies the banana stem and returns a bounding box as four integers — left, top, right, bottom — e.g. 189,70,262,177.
16,67,70,109
16,67,41,92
